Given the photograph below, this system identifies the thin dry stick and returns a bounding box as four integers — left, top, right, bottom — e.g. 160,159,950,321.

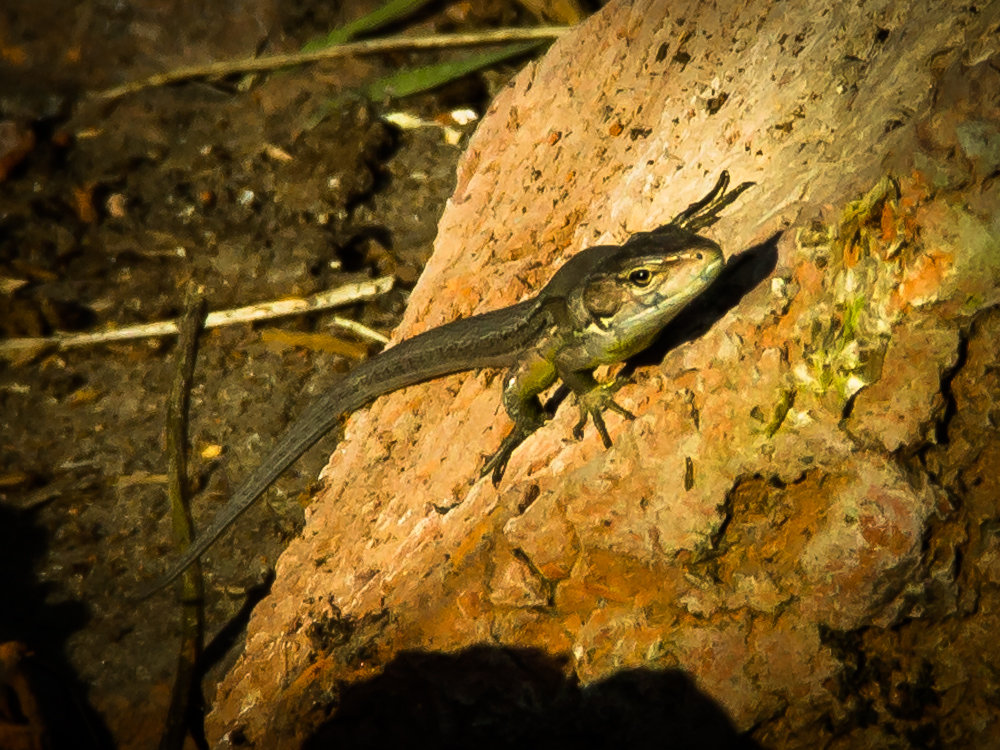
328,316,390,345
94,27,570,101
0,276,393,358
160,286,206,750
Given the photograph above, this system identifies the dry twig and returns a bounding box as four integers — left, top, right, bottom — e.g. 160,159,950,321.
0,276,394,361
94,27,569,101
160,287,206,750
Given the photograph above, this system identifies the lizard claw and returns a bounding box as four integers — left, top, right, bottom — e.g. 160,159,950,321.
481,440,513,485
571,380,635,447
481,426,534,486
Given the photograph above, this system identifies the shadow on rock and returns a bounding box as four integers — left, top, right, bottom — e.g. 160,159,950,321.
628,232,781,371
304,645,761,750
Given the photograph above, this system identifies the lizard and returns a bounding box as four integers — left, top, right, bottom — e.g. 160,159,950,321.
141,171,752,597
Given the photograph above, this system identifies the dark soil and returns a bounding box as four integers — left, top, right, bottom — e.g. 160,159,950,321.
0,1,530,747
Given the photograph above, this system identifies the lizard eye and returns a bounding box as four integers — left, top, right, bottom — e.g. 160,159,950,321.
628,268,652,287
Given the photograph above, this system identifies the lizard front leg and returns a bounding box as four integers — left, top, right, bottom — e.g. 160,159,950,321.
559,368,635,448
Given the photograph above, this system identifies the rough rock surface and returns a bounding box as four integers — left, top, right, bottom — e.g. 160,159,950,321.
207,0,1000,746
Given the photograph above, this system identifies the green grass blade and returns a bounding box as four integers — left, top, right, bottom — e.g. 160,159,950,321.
302,0,436,52
365,40,547,100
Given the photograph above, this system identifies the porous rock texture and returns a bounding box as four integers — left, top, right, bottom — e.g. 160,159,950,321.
208,0,1000,747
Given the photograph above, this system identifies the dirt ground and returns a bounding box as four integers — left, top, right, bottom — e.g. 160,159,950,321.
0,1,535,747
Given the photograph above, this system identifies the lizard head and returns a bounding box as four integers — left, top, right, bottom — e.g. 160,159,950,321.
545,171,751,369
535,172,751,370
583,228,723,317
566,227,724,364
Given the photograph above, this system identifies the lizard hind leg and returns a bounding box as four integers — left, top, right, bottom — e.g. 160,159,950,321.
480,393,547,486
481,358,559,485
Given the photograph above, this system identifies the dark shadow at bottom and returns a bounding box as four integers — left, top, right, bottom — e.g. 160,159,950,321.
304,646,762,750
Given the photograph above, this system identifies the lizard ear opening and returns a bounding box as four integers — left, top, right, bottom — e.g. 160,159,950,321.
582,278,625,319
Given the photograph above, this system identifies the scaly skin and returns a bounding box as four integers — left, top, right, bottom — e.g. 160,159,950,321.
141,172,751,597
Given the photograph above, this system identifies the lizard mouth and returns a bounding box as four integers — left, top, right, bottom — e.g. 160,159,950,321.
700,257,724,281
